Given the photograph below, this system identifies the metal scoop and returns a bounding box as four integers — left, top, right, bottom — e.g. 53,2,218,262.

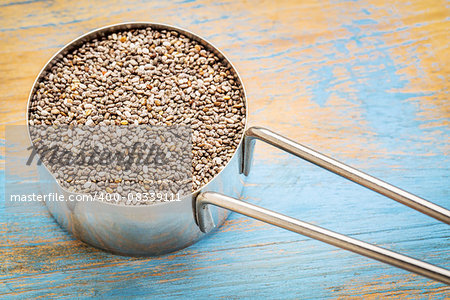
27,22,450,285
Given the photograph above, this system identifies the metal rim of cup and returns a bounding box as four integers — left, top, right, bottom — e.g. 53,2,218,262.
25,22,249,204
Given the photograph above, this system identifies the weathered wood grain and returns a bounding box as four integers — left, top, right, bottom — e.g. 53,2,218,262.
1,0,449,298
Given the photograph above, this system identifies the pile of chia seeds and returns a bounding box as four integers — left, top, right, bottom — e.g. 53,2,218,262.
28,26,246,203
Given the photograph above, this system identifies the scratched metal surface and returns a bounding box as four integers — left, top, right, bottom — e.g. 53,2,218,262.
0,0,449,298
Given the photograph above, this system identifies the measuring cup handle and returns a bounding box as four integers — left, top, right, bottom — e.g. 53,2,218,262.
241,126,450,224
195,192,450,284
195,127,450,283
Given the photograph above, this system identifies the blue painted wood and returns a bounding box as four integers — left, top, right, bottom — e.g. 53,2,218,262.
1,0,449,298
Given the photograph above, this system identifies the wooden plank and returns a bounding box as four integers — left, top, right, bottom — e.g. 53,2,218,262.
1,0,449,298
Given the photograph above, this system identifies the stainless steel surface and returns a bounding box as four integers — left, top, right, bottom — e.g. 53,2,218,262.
242,126,450,224
27,22,448,285
40,145,243,256
196,192,450,285
27,22,249,256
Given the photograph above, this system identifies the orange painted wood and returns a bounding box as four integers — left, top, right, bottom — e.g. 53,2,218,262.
1,0,449,298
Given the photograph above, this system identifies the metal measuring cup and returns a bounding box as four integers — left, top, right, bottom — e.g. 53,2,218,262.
26,22,450,284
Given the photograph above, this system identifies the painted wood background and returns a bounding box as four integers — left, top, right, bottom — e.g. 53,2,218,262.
1,0,449,298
